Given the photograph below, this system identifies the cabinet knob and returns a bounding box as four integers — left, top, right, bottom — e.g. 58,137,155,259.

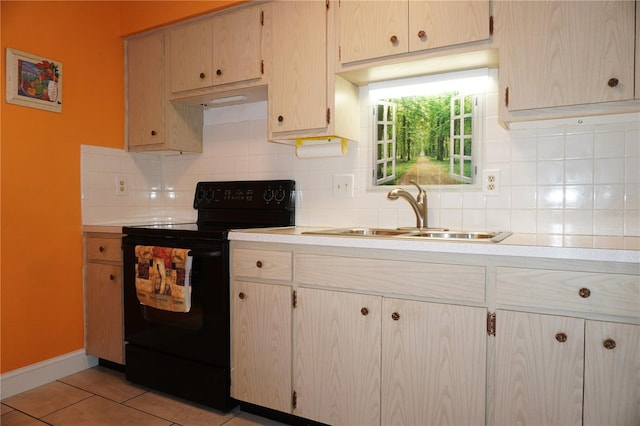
238,292,246,300
256,260,263,268
603,338,616,350
199,72,206,79
578,287,591,298
391,312,400,321
216,69,222,76
277,115,284,123
555,332,568,343
390,35,398,44
361,307,369,316
109,274,115,281
98,246,105,252
417,30,426,39
607,78,619,87
150,130,157,136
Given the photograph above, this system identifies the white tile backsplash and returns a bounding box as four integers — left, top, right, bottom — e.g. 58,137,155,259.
81,71,640,236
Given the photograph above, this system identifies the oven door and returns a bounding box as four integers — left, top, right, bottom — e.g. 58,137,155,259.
122,235,229,367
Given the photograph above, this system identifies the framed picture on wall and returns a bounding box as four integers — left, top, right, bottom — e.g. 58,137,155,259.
5,48,62,113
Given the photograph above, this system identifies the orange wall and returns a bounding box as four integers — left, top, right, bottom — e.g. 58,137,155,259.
0,0,242,374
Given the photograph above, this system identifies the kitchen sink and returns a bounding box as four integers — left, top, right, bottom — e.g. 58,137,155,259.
402,230,512,242
303,227,410,237
303,228,511,242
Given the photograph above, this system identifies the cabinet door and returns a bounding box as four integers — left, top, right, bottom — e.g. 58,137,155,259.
269,1,328,134
382,299,486,425
86,263,123,364
231,281,292,413
293,288,381,425
127,32,164,149
408,1,490,52
584,321,640,425
338,0,408,63
495,310,584,426
168,20,212,92
211,7,262,86
503,1,635,111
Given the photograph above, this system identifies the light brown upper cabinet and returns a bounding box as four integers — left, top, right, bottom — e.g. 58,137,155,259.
499,1,635,112
168,6,263,94
126,32,202,153
268,0,359,143
337,0,490,64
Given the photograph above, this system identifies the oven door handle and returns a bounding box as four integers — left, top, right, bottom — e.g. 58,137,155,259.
188,250,223,258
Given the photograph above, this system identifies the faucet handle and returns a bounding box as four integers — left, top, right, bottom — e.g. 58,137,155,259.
409,180,426,200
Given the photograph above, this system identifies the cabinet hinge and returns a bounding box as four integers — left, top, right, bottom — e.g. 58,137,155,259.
261,60,264,75
338,46,341,62
489,15,494,36
326,108,331,125
326,0,330,10
504,87,509,108
260,10,264,26
487,312,496,336
292,390,298,409
292,289,298,308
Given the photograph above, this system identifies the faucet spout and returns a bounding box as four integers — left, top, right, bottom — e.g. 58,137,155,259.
387,180,428,229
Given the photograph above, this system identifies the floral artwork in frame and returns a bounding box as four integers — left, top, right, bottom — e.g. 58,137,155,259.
6,48,62,113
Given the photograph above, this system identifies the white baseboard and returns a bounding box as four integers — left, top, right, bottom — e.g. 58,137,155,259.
0,350,98,399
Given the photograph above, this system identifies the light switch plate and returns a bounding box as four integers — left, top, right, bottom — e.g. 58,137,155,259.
333,174,354,198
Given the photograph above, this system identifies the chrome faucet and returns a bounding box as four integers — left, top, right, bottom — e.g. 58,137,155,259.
387,180,428,229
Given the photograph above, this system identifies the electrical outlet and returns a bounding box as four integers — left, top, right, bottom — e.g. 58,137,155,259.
482,169,500,195
116,176,128,196
333,174,354,198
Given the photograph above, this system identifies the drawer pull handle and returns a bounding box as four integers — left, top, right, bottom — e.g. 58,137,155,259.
607,78,619,87
99,246,105,252
390,35,398,44
238,292,246,300
256,260,263,268
417,30,426,39
391,312,400,321
361,307,369,316
109,274,115,281
579,288,591,298
603,338,616,350
277,115,284,123
199,72,206,79
150,130,157,136
555,332,567,343
216,69,222,76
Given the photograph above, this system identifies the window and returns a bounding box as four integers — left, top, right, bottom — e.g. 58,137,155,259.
369,69,487,187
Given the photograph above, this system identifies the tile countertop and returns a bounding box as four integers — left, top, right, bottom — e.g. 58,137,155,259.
229,226,640,265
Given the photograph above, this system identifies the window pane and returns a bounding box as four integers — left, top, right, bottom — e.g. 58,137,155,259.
377,125,384,141
453,120,460,136
377,104,385,120
464,96,473,114
464,159,473,178
387,125,393,140
453,139,460,155
464,118,472,135
377,163,384,179
464,138,472,156
454,98,460,115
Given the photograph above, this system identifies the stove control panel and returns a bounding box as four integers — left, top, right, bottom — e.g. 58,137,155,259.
193,180,295,210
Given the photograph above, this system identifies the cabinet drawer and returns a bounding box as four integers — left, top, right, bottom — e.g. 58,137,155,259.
232,249,292,281
295,254,485,302
496,267,640,318
86,237,122,262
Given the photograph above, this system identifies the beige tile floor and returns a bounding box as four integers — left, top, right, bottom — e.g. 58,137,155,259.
1,366,286,426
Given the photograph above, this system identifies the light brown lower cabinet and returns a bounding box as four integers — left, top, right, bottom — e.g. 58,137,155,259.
84,233,124,364
495,310,639,426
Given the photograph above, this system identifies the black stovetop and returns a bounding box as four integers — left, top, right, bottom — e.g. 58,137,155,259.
122,180,295,241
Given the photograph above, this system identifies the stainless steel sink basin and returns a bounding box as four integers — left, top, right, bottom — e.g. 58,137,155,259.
303,227,410,237
303,228,511,242
403,230,512,242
